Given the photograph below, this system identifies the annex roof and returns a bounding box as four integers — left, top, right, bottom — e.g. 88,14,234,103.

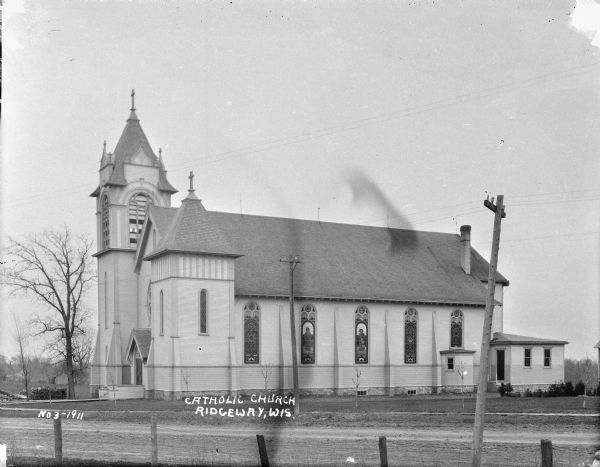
594,340,600,349
491,332,568,346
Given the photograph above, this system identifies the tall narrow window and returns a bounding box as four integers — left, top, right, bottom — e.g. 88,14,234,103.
128,193,153,246
543,348,551,367
199,289,207,334
404,308,418,364
104,272,108,329
301,304,316,364
450,310,463,348
524,348,531,367
244,302,260,364
355,305,369,364
101,194,110,249
160,290,164,336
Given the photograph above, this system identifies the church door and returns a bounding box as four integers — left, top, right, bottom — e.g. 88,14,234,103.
496,350,505,381
135,358,143,385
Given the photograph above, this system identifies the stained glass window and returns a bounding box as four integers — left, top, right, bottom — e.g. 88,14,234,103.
450,310,463,348
101,194,110,249
244,302,260,364
355,305,369,364
199,289,207,334
301,304,316,364
404,308,418,364
128,193,153,246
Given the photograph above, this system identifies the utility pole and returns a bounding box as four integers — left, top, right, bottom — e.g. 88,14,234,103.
280,255,302,415
471,195,505,467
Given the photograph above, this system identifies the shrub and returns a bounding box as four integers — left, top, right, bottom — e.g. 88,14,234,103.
574,381,585,396
524,389,532,397
30,386,67,400
498,382,506,397
505,383,513,396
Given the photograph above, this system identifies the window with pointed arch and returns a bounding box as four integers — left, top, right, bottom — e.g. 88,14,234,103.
101,194,110,249
301,304,316,364
243,302,260,364
404,308,418,364
355,305,369,364
198,289,208,335
159,291,164,336
450,309,463,348
128,193,153,246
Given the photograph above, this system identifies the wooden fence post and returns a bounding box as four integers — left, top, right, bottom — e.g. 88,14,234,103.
150,415,158,466
256,434,270,467
379,436,388,467
541,439,553,467
54,416,62,465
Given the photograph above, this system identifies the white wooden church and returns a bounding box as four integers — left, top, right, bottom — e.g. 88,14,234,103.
90,96,567,399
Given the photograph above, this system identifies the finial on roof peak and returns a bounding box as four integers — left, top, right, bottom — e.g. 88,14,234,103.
188,171,195,193
130,89,136,112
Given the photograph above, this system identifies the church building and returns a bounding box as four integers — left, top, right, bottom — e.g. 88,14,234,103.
90,95,567,399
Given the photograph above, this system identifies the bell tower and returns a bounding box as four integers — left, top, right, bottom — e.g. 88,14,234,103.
90,91,178,392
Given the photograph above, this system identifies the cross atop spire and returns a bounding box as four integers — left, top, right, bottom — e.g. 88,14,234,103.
188,171,195,193
130,89,136,111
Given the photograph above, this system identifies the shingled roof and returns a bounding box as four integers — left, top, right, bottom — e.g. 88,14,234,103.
127,328,152,360
91,110,177,197
144,207,508,306
491,332,568,346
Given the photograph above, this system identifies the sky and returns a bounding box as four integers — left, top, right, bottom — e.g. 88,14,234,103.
1,0,599,360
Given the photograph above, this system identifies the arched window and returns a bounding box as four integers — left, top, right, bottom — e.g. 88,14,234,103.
128,193,153,246
243,302,260,364
160,291,164,336
355,305,369,364
199,289,207,334
404,308,418,364
450,310,463,348
301,304,316,364
101,194,110,249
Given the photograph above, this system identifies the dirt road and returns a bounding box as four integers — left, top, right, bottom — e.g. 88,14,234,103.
2,416,598,466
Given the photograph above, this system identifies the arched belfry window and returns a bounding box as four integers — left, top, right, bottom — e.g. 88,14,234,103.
101,194,110,249
450,310,463,348
129,193,153,246
301,304,316,364
199,289,207,334
355,305,369,364
404,308,418,364
243,302,260,364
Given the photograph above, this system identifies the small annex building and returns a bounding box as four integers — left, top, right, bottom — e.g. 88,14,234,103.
90,97,568,399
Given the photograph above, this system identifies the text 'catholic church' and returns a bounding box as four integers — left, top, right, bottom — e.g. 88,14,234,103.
90,95,567,400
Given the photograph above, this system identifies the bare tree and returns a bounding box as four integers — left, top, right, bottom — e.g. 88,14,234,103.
352,366,362,410
12,313,32,400
47,324,95,384
1,227,95,399
260,362,274,391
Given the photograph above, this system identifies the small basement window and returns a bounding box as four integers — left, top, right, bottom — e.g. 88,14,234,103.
357,390,367,396
407,389,417,395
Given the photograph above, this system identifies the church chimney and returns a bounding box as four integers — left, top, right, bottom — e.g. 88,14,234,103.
460,225,471,275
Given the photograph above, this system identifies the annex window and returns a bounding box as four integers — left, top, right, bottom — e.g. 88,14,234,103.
450,310,463,348
404,308,418,364
128,193,153,246
160,290,164,336
447,357,454,370
243,302,260,364
301,304,316,364
543,348,551,368
355,305,369,364
199,289,207,334
101,194,110,249
524,348,531,367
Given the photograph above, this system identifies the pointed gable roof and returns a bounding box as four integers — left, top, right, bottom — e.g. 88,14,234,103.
144,195,241,260
91,107,177,197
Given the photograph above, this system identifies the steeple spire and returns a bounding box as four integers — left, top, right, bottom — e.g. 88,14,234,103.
188,171,195,193
130,89,136,111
